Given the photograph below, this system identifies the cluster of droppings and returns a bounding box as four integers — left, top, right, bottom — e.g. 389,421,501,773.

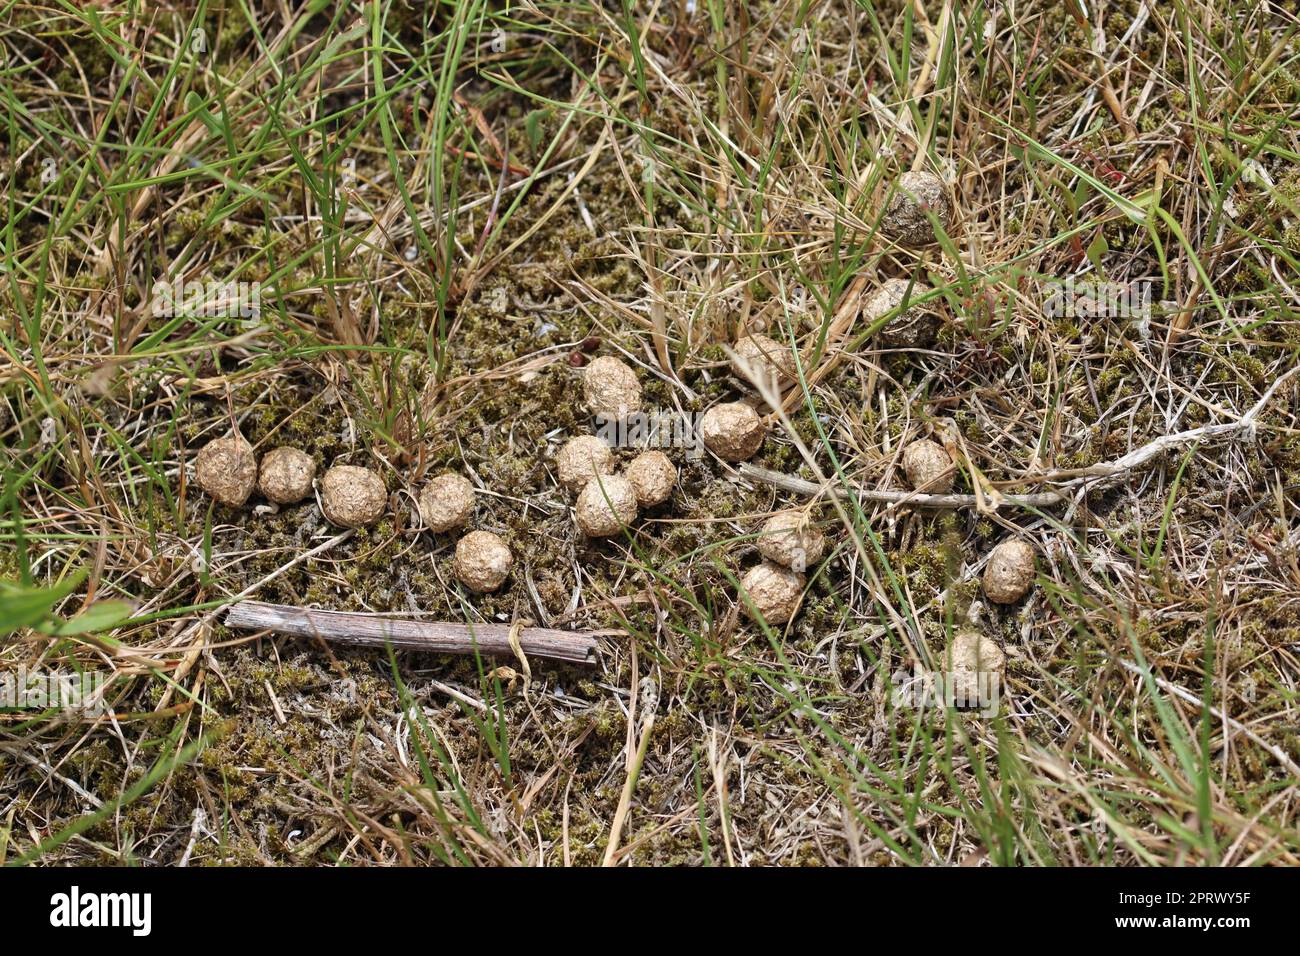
193,431,396,531
552,356,682,540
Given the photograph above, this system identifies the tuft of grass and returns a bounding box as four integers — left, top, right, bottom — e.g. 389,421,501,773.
1,0,1298,866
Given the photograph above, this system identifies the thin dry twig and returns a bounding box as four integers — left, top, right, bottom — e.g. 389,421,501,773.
739,462,1064,509
225,601,601,666
742,365,1299,510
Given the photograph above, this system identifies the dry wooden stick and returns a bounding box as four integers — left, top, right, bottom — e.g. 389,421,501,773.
225,601,600,666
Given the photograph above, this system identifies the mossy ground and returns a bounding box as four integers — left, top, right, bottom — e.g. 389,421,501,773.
3,1,1300,866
